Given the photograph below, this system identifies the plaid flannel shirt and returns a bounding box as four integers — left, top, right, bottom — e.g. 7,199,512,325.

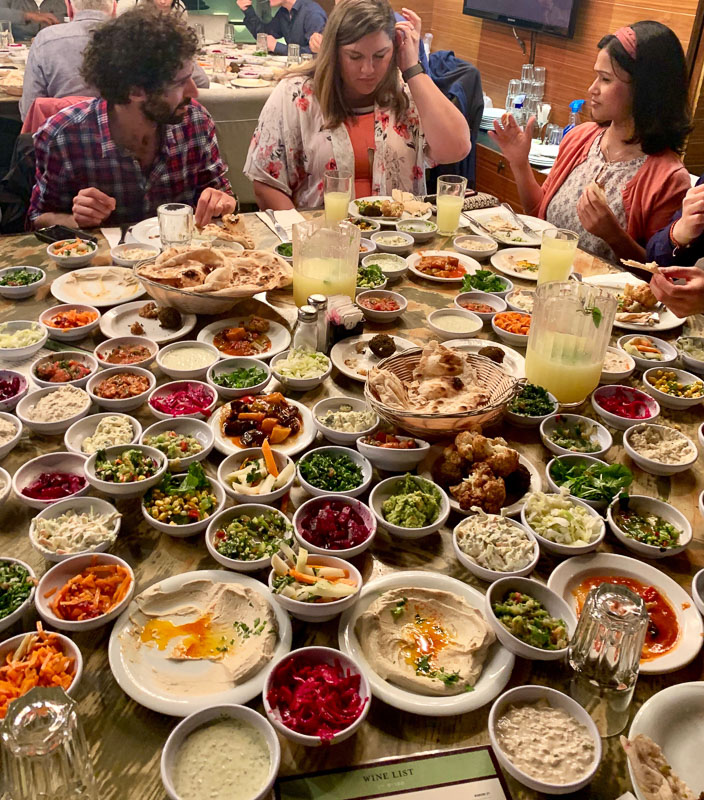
28,98,232,224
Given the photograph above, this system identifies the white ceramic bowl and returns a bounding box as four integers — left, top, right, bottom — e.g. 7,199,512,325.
371,230,414,255
205,504,293,573
0,629,82,697
110,243,160,267
0,466,10,507
485,577,578,662
396,218,438,242
453,233,498,259
156,341,220,381
427,308,483,340
29,496,121,562
601,346,636,384
545,453,615,513
521,493,606,556
12,451,88,510
84,444,167,498
270,349,332,392
539,413,612,459
591,384,660,431
140,417,214,469
617,333,678,371
39,304,100,342
312,396,378,446
16,385,91,435
623,423,698,476
356,289,407,322
0,320,48,361
293,495,376,558
362,252,408,281
0,266,46,299
356,433,430,472
489,685,601,794
0,558,36,634
692,568,704,617
141,470,226,537
606,495,692,559
30,350,99,390
263,647,371,747
0,412,22,461
87,365,157,412
273,241,293,262
297,446,372,499
47,238,97,267
94,336,159,370
504,391,558,428
355,274,387,296
642,366,704,410
267,553,362,622
679,338,704,373
358,237,377,261
0,370,28,412
35,553,134,632
218,448,295,505
147,380,217,420
452,516,539,582
453,290,507,321
369,474,450,539
64,412,142,456
505,288,536,314
161,704,281,800
491,313,530,347
465,274,513,299
206,356,271,400
349,217,380,236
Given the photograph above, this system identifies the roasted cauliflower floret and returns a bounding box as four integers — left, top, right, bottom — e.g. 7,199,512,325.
431,446,467,487
450,462,506,514
454,432,519,477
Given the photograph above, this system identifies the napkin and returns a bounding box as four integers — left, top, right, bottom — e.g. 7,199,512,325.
100,227,138,248
255,209,306,239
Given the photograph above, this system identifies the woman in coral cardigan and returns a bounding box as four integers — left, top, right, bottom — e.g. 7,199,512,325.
490,21,692,263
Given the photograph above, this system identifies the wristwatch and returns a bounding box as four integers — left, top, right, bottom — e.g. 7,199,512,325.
401,62,425,82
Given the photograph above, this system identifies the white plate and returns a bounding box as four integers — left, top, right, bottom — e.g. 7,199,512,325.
231,77,271,88
51,267,146,307
349,196,432,225
406,250,481,283
197,318,290,362
108,569,292,717
99,300,196,344
627,682,704,800
419,448,540,517
208,397,315,457
462,208,554,246
131,218,246,248
490,247,540,282
337,570,514,716
441,338,525,378
583,273,685,332
329,333,418,382
548,553,703,674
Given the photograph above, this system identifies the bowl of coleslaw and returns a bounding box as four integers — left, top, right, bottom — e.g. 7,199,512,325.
520,490,606,556
0,321,48,362
270,348,332,391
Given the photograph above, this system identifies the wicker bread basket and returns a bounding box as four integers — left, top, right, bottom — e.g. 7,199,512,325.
364,348,523,439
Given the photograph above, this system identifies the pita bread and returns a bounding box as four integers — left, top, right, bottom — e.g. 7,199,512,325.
588,180,608,205
621,735,696,800
621,259,660,274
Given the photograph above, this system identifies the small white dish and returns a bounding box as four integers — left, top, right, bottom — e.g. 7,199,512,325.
297,446,372,499
293,495,376,558
270,349,332,391
591,384,660,431
452,233,498,259
141,471,226,537
206,356,271,400
156,341,220,381
358,237,377,261
312,396,378,446
464,274,513,298
0,629,82,695
617,334,677,371
491,313,530,347
601,345,636,384
47,238,97,267
692,569,704,617
406,249,481,284
521,493,606,556
39,304,100,342
362,252,408,281
147,380,217,420
396,218,438,242
504,392,558,428
0,557,36,634
370,230,414,255
0,266,46,299
642,366,704,410
84,444,167,498
505,288,535,314
0,370,27,412
0,412,22,461
16,385,91,435
94,336,158,370
607,495,692,558
110,243,160,267
12,451,88,510
218,447,294,504
454,290,506,321
539,413,612,459
452,516,539,582
140,417,214,469
64,412,142,456
368,474,450,538
87,365,156,413
197,317,291,363
30,350,99,390
274,241,293,262
0,320,48,361
0,466,10,507
623,423,698,476
427,308,482,340
356,289,407,323
356,433,430,472
545,454,611,512
679,338,704,374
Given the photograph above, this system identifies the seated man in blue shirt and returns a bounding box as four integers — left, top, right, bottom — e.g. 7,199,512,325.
236,0,326,55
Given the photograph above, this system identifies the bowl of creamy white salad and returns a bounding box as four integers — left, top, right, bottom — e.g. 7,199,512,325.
312,396,378,445
111,243,160,267
64,412,142,456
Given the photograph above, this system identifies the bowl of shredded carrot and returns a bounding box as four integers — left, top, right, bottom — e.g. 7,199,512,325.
39,304,101,342
35,553,135,632
0,623,82,718
491,311,531,347
46,238,97,268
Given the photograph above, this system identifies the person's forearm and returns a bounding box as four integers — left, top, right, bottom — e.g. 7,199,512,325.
253,181,294,211
242,6,265,36
32,212,77,229
507,160,543,216
607,227,645,263
406,73,470,164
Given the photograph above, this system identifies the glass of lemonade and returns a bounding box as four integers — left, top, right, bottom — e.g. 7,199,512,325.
436,174,467,235
525,281,617,407
292,217,360,307
324,170,352,226
538,228,579,284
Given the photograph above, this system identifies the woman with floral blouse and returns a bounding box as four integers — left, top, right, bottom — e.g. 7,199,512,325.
243,0,471,210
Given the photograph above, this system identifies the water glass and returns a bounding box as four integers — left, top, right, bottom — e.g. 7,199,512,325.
157,203,193,249
533,65,546,91
193,22,205,46
213,52,227,74
0,21,13,47
256,33,268,53
505,78,521,114
436,174,467,235
520,62,534,95
223,23,236,43
287,43,301,65
538,227,578,284
323,170,352,226
569,583,648,737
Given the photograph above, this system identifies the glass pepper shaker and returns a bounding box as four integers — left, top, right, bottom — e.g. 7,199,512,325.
307,294,329,353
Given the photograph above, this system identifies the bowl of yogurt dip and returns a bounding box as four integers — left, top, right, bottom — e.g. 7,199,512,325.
427,309,483,340
157,342,220,380
111,244,160,267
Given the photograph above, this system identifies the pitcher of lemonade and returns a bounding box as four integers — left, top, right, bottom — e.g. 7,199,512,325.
292,218,361,307
525,281,617,407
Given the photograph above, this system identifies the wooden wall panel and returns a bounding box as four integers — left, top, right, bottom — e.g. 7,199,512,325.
389,0,433,31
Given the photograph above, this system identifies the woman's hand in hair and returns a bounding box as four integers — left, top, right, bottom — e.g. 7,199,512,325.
395,9,421,72
488,114,535,167
650,266,704,318
577,182,623,243
671,183,704,248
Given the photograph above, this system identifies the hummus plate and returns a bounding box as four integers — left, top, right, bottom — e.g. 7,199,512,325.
330,333,418,382
51,267,146,307
338,570,514,716
99,300,196,344
108,569,292,716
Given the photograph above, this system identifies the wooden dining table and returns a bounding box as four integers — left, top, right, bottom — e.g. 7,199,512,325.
0,213,702,800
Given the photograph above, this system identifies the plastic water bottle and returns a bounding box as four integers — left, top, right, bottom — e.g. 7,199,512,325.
563,99,585,137
423,33,432,59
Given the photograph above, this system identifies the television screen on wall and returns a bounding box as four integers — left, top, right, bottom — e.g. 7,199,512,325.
462,0,581,38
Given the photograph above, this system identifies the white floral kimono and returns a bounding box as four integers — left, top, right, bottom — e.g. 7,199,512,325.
243,75,431,208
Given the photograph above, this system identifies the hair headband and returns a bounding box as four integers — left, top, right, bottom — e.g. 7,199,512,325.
613,26,637,59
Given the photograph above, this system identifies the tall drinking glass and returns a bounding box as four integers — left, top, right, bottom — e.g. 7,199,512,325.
157,203,194,249
436,174,467,235
223,23,236,43
256,33,268,53
505,78,521,114
324,170,352,226
0,21,14,47
213,52,227,75
292,218,360,306
287,43,301,64
192,22,205,46
525,281,617,407
538,228,578,284
520,63,534,95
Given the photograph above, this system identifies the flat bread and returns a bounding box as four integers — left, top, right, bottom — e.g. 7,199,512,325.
621,735,696,800
588,179,608,205
621,259,660,275
195,214,255,249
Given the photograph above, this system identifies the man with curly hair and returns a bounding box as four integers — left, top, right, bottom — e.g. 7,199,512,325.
28,6,235,229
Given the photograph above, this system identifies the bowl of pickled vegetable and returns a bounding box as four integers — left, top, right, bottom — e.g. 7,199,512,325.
206,356,271,400
606,495,692,559
0,557,36,635
140,417,214,469
539,414,612,459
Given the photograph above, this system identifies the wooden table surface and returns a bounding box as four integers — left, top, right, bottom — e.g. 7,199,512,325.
0,214,702,800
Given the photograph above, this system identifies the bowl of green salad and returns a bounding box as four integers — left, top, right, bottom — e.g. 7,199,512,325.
504,382,557,428
0,266,46,300
368,473,450,539
606,495,692,559
355,263,387,295
459,270,513,299
274,241,293,262
545,454,633,512
85,444,167,498
0,557,36,635
539,414,612,459
140,417,214,469
297,446,372,499
206,356,271,400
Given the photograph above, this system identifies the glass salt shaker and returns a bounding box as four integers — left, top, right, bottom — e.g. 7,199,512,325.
307,294,329,353
568,583,648,737
292,305,319,352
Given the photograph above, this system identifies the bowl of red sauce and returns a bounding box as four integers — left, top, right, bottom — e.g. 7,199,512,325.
591,385,660,431
12,452,88,510
454,290,507,322
293,495,376,558
355,289,407,323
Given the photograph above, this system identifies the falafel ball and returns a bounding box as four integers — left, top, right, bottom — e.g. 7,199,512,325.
478,345,505,364
369,333,397,359
157,306,183,330
504,463,531,501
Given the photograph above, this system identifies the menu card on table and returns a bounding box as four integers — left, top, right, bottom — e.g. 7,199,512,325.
276,746,513,800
